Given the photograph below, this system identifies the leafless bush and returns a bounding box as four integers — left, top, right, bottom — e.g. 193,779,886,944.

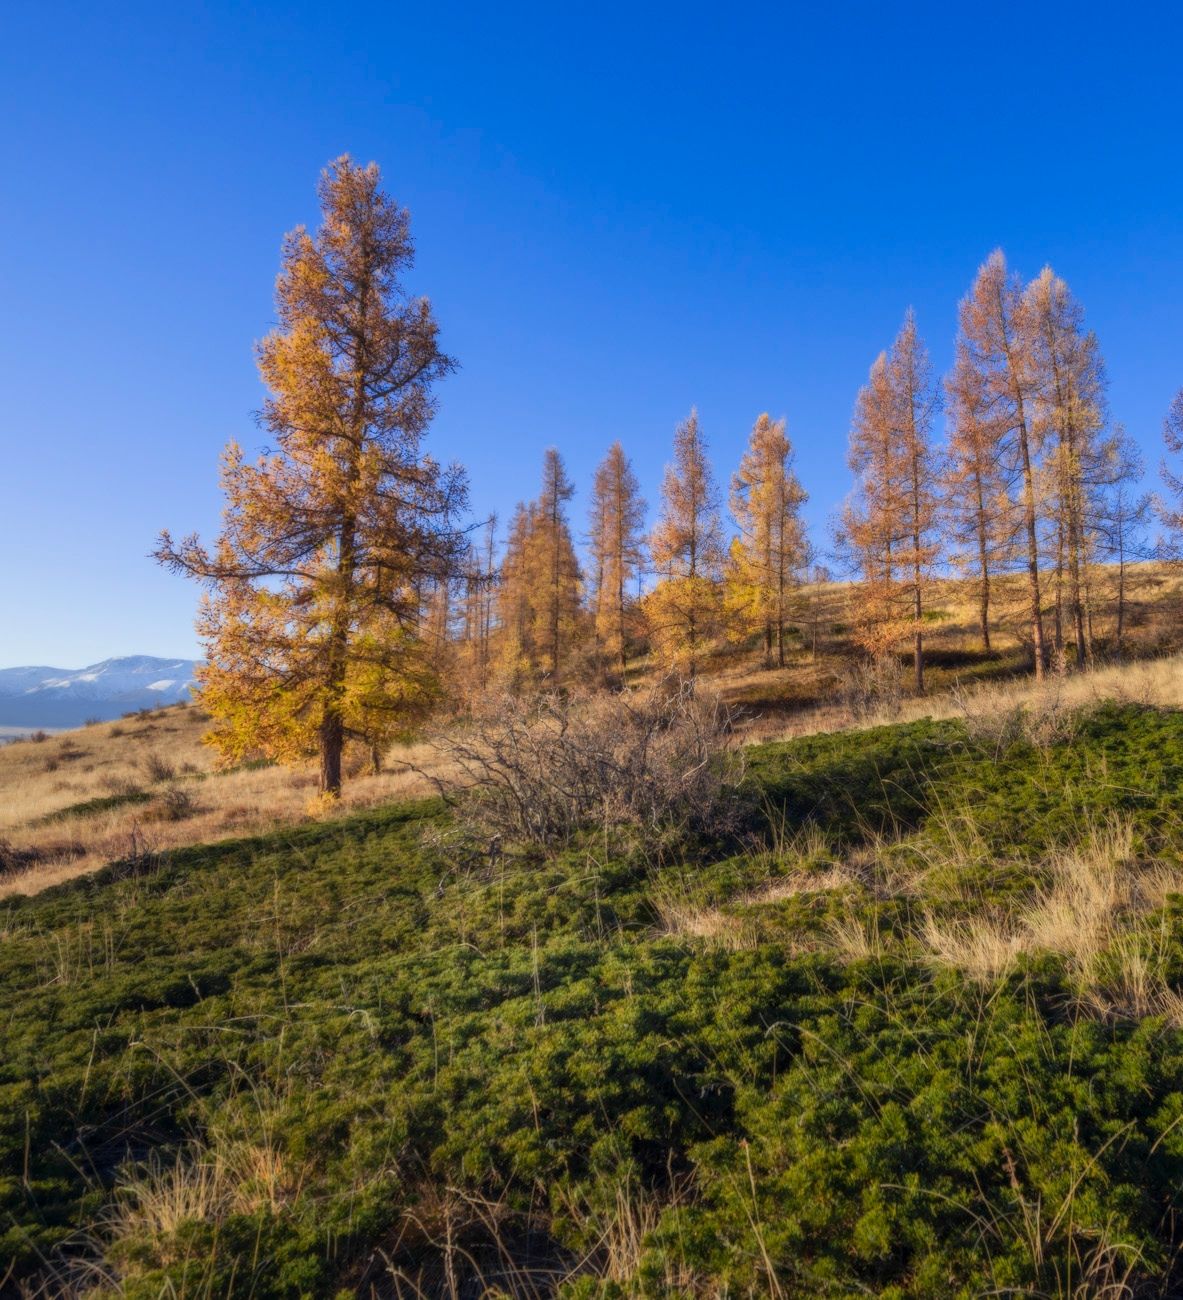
150,786,199,822
0,839,42,879
841,656,903,722
144,752,177,783
424,678,745,851
0,839,84,881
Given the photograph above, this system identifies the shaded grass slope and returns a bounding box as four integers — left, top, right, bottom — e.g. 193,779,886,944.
5,706,1183,1295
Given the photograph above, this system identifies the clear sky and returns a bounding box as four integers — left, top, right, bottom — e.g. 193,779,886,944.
1,1,1181,667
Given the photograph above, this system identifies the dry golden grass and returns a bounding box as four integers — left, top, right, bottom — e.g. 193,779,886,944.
653,823,860,951
826,907,888,961
650,894,758,950
655,799,1183,1023
911,814,1183,1021
109,1099,308,1262
0,703,452,898
741,641,1183,747
731,560,1183,742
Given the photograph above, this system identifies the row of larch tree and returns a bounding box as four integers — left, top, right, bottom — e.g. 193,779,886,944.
473,406,809,693
842,250,1152,690
157,157,1181,795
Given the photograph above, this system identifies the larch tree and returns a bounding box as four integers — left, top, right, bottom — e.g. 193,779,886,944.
840,352,903,658
466,513,498,690
1094,428,1150,657
495,502,537,684
647,409,725,676
804,553,831,661
727,413,808,668
587,442,647,678
840,313,940,690
957,250,1049,677
891,312,942,692
494,454,583,683
534,448,583,678
1024,267,1108,667
1159,388,1183,538
944,339,1016,653
156,157,466,797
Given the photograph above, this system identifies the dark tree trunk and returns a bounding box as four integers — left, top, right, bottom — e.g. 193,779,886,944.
979,578,991,654
320,710,344,798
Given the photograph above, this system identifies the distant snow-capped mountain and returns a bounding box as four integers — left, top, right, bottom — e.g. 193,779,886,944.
0,656,201,730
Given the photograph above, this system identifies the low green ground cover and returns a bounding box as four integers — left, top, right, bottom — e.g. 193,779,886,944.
4,703,1183,1296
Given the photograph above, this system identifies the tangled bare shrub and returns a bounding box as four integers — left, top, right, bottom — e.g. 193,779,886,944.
149,786,199,822
426,678,744,850
144,752,177,783
0,840,41,880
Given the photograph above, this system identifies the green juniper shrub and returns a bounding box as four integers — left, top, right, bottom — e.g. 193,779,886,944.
2,705,1183,1294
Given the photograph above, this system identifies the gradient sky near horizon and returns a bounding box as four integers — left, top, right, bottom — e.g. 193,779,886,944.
2,1,1181,667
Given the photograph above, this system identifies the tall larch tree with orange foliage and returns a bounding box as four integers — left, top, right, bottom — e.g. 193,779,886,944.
943,339,1016,653
956,250,1048,677
494,453,583,683
459,513,498,692
727,414,808,668
891,312,941,692
1024,266,1109,667
495,502,537,684
1095,428,1150,657
534,448,583,678
156,157,467,797
841,313,940,690
587,442,647,678
840,352,902,658
647,410,725,676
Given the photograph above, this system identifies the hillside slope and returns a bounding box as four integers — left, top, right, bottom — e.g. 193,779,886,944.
5,702,1183,1295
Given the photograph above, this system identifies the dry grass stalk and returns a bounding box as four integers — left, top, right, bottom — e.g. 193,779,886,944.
912,815,1183,1018
652,893,757,951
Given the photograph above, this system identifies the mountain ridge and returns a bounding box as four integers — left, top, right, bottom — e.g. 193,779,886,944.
0,655,201,730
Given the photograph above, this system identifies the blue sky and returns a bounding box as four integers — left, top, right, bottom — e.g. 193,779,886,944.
1,1,1181,666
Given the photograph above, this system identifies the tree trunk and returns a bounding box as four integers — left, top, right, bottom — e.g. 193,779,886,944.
1053,521,1065,661
1019,442,1046,677
319,710,344,798
911,438,924,695
618,521,628,679
1082,561,1096,665
320,512,357,799
973,475,992,653
914,588,924,695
